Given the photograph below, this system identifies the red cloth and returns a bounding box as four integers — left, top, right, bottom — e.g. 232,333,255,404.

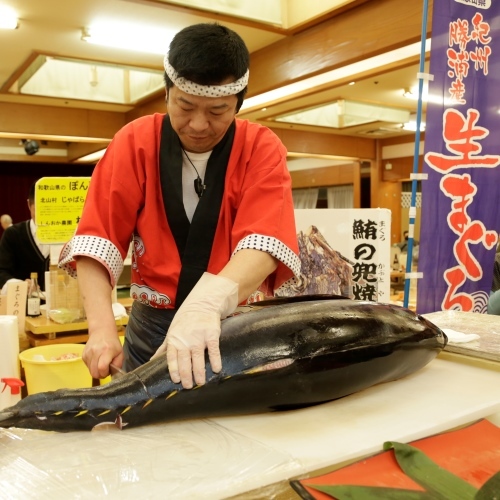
60,114,299,308
294,419,500,499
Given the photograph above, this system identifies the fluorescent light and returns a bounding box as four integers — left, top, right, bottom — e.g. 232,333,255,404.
402,121,425,132
276,99,410,129
82,22,173,55
287,151,358,161
0,5,18,29
403,88,414,98
17,55,164,104
75,148,107,163
403,85,429,101
287,156,351,172
403,83,452,106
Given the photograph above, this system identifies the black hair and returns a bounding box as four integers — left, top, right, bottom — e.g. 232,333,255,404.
165,23,250,112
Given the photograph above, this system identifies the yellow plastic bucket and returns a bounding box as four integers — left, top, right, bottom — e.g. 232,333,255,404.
19,344,92,395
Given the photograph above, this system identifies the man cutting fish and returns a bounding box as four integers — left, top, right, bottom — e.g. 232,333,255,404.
59,23,300,389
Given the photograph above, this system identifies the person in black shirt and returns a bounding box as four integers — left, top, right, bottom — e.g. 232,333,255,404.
0,182,49,293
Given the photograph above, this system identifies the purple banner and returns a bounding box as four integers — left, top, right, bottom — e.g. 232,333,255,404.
417,0,500,314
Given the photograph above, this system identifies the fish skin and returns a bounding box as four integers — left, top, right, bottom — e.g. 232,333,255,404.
0,299,447,432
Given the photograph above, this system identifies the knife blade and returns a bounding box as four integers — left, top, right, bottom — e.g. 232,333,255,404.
109,363,127,380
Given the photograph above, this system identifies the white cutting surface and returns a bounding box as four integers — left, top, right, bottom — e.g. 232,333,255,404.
1,355,500,500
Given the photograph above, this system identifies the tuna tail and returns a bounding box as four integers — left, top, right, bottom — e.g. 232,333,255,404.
0,357,174,432
0,388,125,432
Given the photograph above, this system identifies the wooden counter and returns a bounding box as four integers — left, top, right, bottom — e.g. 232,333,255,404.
24,312,128,347
23,294,133,347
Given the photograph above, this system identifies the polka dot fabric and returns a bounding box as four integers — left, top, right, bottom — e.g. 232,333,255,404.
233,234,301,278
58,235,124,287
275,275,300,295
164,55,249,97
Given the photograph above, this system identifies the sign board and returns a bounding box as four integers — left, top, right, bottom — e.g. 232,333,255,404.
34,177,91,244
0,280,27,335
292,209,391,303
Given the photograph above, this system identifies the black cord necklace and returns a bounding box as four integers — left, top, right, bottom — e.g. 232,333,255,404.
181,148,206,198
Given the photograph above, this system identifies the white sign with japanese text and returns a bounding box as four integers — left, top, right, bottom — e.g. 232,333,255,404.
293,209,391,303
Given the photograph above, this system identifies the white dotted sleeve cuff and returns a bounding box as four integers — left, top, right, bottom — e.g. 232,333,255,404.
233,234,301,277
58,235,124,287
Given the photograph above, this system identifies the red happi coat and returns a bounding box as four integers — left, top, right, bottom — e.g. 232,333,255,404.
60,114,300,308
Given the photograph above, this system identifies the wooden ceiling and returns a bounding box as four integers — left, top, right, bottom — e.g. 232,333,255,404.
0,0,431,164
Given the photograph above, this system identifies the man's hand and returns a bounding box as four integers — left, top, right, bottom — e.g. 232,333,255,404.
82,327,124,379
165,309,222,388
152,273,238,389
75,256,121,380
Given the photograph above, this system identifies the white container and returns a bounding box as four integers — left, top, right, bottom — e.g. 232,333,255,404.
0,315,20,410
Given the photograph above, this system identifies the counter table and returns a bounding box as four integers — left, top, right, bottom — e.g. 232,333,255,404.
1,310,499,499
24,296,131,347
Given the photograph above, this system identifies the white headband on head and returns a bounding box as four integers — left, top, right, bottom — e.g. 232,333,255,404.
164,54,249,97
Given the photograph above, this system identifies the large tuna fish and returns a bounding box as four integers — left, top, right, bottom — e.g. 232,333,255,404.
0,298,446,432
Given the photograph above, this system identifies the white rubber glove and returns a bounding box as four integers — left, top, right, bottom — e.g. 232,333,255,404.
152,272,239,389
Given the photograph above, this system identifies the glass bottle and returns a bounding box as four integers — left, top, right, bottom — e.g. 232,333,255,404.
27,272,41,317
54,274,68,310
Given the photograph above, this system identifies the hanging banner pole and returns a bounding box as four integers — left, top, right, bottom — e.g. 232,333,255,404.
403,0,430,309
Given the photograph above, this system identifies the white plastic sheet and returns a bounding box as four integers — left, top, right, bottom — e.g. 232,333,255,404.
0,420,298,499
1,356,500,499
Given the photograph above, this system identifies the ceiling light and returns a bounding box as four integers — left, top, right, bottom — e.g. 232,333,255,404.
287,152,357,161
0,5,18,29
403,84,433,102
275,100,410,129
81,22,173,55
403,83,450,106
89,66,98,87
14,54,164,104
402,121,425,132
75,148,107,163
403,88,414,98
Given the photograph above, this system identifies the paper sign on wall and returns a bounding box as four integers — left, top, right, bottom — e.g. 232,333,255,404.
34,177,91,244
